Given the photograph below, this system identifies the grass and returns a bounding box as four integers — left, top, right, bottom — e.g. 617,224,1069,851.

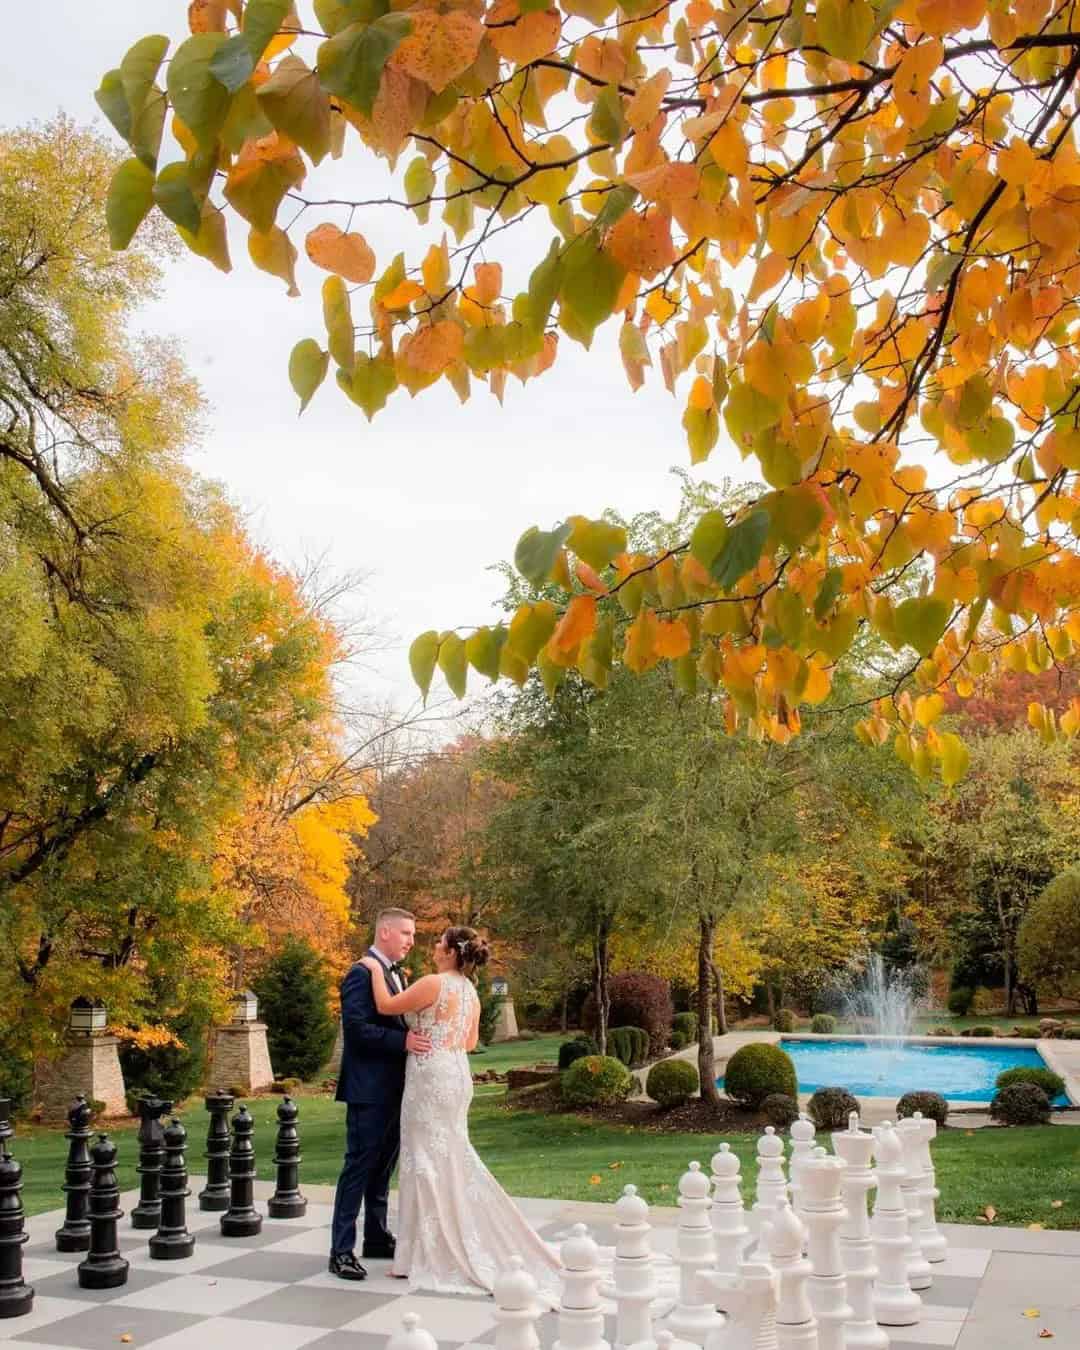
468,1034,567,1071
13,1090,1078,1232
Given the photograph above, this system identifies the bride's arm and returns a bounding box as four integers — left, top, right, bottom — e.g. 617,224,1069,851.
465,1000,481,1052
360,958,440,1015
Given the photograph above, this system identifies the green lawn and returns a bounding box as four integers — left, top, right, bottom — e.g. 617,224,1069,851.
13,1091,1078,1231
469,1034,566,1071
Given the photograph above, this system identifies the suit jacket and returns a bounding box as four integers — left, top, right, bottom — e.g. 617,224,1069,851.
335,948,408,1105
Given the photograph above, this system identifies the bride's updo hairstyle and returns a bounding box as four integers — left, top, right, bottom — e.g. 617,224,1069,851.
443,926,490,975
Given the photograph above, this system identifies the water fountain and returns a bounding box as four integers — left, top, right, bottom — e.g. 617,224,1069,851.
843,954,920,1044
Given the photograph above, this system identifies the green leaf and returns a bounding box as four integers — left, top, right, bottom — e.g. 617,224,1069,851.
724,379,782,445
95,70,132,143
968,415,1015,463
209,35,259,95
131,88,167,170
711,509,770,590
814,566,843,620
524,238,562,335
466,626,505,682
409,630,440,700
463,325,506,374
894,596,951,656
689,509,729,569
683,404,719,465
106,159,155,250
257,55,333,164
437,633,468,698
559,234,625,343
515,523,572,587
568,517,627,572
506,601,558,664
675,652,698,696
926,250,961,293
766,485,826,551
588,85,626,147
288,339,330,413
314,0,389,36
578,614,614,690
120,34,169,120
336,353,397,419
243,0,294,61
404,156,435,224
323,276,355,370
248,226,300,296
177,203,232,274
152,162,203,234
167,33,233,150
317,14,413,118
816,0,876,63
537,647,565,699
594,183,638,231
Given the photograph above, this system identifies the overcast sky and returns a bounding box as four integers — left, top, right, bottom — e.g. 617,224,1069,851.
2,2,750,717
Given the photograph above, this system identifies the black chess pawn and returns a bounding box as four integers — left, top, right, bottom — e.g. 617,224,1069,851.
0,1099,12,1154
77,1135,129,1289
55,1095,93,1252
131,1095,172,1230
199,1090,233,1212
267,1097,306,1219
220,1105,262,1237
0,1146,33,1318
149,1118,195,1260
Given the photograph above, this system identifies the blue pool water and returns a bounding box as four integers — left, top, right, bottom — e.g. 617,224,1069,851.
717,1039,1068,1104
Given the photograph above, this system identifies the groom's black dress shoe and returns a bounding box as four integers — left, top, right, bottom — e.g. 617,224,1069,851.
361,1237,396,1259
328,1252,367,1280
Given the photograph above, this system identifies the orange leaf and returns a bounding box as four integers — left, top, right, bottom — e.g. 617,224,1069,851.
589,1174,602,1185
608,209,676,281
624,607,660,673
472,261,502,304
399,321,464,374
748,251,788,302
305,224,376,283
392,11,483,93
575,560,608,594
486,2,562,68
654,618,691,660
552,595,597,653
381,279,424,310
626,160,700,203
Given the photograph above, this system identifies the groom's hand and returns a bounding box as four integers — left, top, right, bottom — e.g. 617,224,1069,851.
405,1030,432,1054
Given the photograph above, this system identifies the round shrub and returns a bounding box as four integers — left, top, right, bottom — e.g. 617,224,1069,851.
582,973,674,1057
560,1055,633,1108
761,1093,800,1130
558,1037,598,1071
995,1066,1065,1100
931,1027,954,1037
773,1009,797,1032
990,1082,1051,1126
947,986,975,1016
629,1027,649,1064
808,1086,861,1131
254,938,337,1081
961,1025,996,1038
811,1014,837,1034
669,1030,688,1051
1063,1026,1080,1040
608,1027,634,1067
646,1058,699,1108
673,1012,698,1042
896,1091,949,1127
120,1007,211,1104
723,1043,797,1109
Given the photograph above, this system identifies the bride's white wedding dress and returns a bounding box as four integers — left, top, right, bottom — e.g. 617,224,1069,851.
394,971,562,1301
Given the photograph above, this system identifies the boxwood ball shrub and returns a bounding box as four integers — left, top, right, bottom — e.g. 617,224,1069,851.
808,1086,861,1131
761,1092,800,1130
723,1043,798,1109
773,1008,797,1032
646,1058,700,1109
558,1037,598,1071
947,986,975,1016
995,1066,1066,1100
581,972,674,1057
962,1025,996,1037
990,1082,1052,1126
560,1055,633,1108
669,1030,688,1051
673,1011,698,1042
1064,1026,1080,1039
811,1014,837,1034
896,1091,949,1127
627,1026,649,1065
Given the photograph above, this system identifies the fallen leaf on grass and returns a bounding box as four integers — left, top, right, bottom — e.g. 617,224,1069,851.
965,1130,975,1137
1038,1330,1054,1339
120,1338,132,1345
983,1205,997,1223
589,1174,602,1185
1024,1309,1041,1318
1028,1223,1045,1231
1051,1200,1063,1209
608,1161,623,1170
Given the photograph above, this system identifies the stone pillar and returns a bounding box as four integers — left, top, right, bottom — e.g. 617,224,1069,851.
209,1024,274,1095
489,979,519,1043
34,1038,127,1124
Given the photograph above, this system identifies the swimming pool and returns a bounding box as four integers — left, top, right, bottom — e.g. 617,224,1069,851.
717,1038,1069,1104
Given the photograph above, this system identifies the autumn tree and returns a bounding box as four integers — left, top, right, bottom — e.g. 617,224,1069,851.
1018,867,1080,994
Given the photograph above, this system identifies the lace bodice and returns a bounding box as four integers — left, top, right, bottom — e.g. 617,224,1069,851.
405,972,478,1053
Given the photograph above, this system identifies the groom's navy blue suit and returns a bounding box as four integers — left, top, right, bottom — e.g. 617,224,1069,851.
330,948,408,1257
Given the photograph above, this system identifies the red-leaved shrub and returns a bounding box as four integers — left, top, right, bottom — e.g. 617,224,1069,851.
582,972,674,1058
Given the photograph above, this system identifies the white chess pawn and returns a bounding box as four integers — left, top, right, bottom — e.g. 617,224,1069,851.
910,1113,946,1263
554,1223,609,1350
832,1114,888,1350
768,1198,818,1350
702,1261,780,1350
710,1143,749,1278
667,1162,725,1343
789,1115,816,1222
870,1123,921,1328
608,1185,657,1350
894,1118,932,1291
800,1147,852,1350
387,1312,438,1350
755,1126,789,1251
627,1330,699,1350
494,1257,542,1350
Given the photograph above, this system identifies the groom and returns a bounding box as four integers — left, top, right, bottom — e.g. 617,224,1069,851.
329,906,431,1280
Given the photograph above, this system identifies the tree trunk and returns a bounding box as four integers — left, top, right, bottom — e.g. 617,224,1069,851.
593,920,611,1056
712,960,728,1035
697,912,721,1107
766,982,776,1021
559,988,569,1033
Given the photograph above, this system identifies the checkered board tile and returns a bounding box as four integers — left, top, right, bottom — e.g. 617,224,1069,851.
3,1197,990,1350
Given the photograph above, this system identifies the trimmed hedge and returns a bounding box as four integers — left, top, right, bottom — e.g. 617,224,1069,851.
608,1026,649,1068
582,972,674,1058
646,1058,699,1108
947,986,975,1016
670,1030,688,1051
811,1014,837,1034
808,1086,860,1131
773,1009,797,1032
673,1012,698,1042
896,1091,949,1126
761,1092,800,1129
990,1082,1051,1125
723,1043,797,1109
561,1055,633,1108
995,1066,1065,1100
558,1037,598,1071
961,1025,996,1037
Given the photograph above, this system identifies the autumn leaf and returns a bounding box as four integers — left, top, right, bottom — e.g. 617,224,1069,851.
224,132,305,234
391,11,483,94
551,595,597,653
305,223,375,283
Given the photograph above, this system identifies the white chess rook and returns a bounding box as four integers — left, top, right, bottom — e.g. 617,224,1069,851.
870,1124,921,1328
710,1144,750,1279
894,1119,932,1291
701,1260,780,1350
554,1224,610,1350
768,1199,819,1350
667,1162,726,1343
386,1312,438,1350
788,1116,817,1224
494,1257,544,1350
800,1147,853,1350
608,1185,658,1350
832,1114,889,1350
910,1113,946,1264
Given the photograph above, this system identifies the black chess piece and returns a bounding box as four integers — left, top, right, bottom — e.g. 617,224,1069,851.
0,1145,33,1318
267,1097,306,1219
77,1135,129,1289
0,1099,12,1154
199,1090,233,1212
131,1095,173,1230
149,1119,195,1260
220,1105,262,1237
55,1095,93,1252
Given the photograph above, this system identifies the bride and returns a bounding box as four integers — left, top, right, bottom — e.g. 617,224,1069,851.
360,925,562,1300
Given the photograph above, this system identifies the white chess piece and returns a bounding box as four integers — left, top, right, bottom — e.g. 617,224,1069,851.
755,1128,789,1233
494,1256,543,1350
608,1185,657,1350
800,1147,852,1350
667,1161,726,1343
701,1260,780,1350
870,1124,921,1328
768,1198,818,1350
789,1115,816,1222
387,1312,438,1350
910,1113,946,1263
627,1330,698,1350
894,1118,932,1291
831,1115,888,1350
554,1223,609,1350
710,1143,750,1278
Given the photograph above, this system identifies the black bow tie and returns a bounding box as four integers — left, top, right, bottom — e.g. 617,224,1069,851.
388,962,404,977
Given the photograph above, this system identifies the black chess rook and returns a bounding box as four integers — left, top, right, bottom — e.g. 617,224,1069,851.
0,1137,33,1319
131,1095,172,1230
199,1089,233,1212
220,1104,262,1237
267,1096,306,1219
0,1099,12,1154
150,1118,196,1260
77,1134,129,1289
55,1095,93,1252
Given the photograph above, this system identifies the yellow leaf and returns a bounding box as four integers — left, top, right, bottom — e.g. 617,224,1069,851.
1024,1309,1041,1319
914,693,945,726
645,289,679,324
381,279,424,310
422,237,450,295
624,607,660,673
